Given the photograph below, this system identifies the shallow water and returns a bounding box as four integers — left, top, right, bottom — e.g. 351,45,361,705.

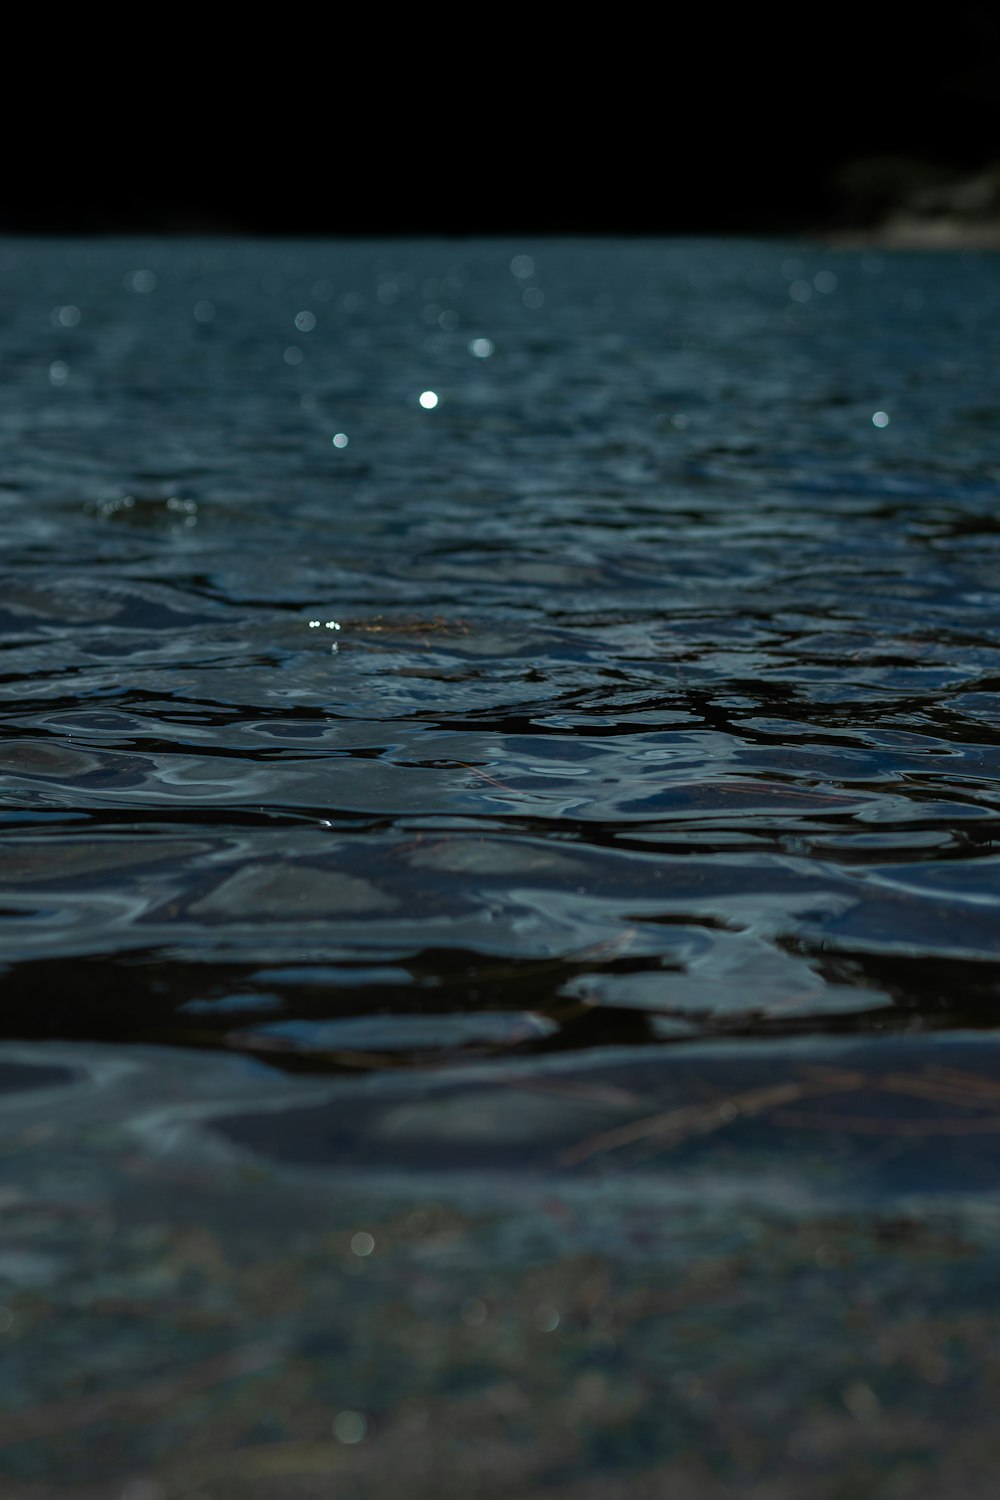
4,239,1000,1495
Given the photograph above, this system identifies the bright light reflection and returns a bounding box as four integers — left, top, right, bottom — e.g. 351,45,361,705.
332,432,349,448
470,338,494,358
872,410,890,428
419,390,439,409
333,1411,368,1445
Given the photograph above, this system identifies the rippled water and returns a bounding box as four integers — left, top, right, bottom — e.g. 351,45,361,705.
2,237,1000,1068
8,239,1000,1496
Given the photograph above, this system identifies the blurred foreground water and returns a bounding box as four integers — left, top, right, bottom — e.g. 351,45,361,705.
2,239,1000,1496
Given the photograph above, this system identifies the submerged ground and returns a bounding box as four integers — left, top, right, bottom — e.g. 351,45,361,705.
1,239,1000,1496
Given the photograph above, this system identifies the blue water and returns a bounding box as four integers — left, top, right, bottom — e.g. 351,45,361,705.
8,236,1000,1498
1,238,999,1065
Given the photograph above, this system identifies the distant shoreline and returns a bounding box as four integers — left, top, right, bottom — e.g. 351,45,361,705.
821,218,1000,250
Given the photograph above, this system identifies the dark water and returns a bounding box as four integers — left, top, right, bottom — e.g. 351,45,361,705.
2,239,1000,1058
4,240,1000,1495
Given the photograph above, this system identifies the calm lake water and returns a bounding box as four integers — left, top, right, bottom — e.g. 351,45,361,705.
4,239,1000,1495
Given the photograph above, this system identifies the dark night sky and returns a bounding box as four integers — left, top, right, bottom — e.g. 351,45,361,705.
7,10,999,236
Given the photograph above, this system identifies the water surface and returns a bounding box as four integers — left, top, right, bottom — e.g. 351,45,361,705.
4,238,1000,1495
2,239,999,1064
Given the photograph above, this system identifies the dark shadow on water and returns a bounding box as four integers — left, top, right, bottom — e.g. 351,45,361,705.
5,943,1000,1075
